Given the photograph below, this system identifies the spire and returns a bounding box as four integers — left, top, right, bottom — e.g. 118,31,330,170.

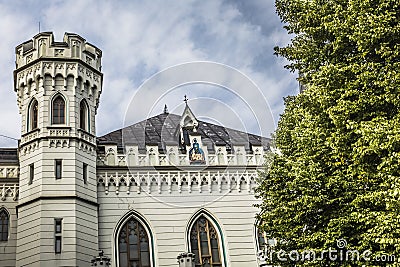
163,104,169,114
179,95,198,131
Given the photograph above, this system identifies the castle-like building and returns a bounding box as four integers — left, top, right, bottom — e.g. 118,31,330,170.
0,33,270,267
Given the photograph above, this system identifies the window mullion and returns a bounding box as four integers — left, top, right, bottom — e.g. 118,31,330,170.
196,221,202,265
58,103,61,124
214,224,222,264
137,223,141,266
126,223,131,267
55,103,58,124
0,210,9,241
119,217,151,267
57,103,59,124
0,214,3,240
206,220,213,266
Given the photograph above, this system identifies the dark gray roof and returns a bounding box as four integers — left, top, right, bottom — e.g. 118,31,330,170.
97,113,271,154
0,148,19,165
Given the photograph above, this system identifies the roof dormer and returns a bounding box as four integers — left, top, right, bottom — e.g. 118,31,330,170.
179,95,198,131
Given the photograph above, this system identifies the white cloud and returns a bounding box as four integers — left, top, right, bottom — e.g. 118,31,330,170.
0,0,297,147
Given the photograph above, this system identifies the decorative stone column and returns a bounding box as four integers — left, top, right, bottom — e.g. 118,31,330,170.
177,252,195,267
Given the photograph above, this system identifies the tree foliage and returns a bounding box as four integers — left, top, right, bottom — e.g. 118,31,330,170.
256,1,400,266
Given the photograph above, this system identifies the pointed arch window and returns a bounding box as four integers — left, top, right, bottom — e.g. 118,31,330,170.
0,209,9,241
52,95,65,124
118,217,151,267
190,215,222,266
29,99,38,130
80,100,89,131
256,221,276,252
257,228,267,251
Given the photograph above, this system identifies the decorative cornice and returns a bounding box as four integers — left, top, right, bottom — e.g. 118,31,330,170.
97,169,258,195
16,195,98,210
0,184,19,201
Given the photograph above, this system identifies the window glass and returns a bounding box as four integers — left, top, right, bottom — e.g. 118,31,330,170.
29,164,34,185
0,210,9,241
55,219,62,254
31,100,38,130
257,229,267,250
55,160,62,179
83,163,88,184
118,217,151,267
80,100,88,130
55,236,61,253
190,216,222,266
52,96,65,124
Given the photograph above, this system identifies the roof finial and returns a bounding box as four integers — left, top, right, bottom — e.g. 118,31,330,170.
184,95,188,105
163,104,169,114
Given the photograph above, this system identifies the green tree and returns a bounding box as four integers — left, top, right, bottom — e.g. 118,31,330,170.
256,1,400,266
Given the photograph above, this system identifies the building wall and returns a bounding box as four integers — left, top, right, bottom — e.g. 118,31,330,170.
97,168,261,267
0,198,18,267
16,198,98,267
0,164,19,267
2,32,268,267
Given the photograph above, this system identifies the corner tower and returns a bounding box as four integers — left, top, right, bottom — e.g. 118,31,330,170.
14,32,102,266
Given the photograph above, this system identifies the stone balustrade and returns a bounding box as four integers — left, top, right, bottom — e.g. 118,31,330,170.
77,129,96,145
98,146,265,167
48,128,71,137
20,129,40,145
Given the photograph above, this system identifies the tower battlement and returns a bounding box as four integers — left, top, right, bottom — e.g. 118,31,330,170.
14,32,103,118
15,32,102,71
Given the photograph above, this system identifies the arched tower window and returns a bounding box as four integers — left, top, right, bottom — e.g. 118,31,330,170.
52,95,66,124
118,216,151,267
80,100,89,131
28,99,38,131
189,215,223,266
0,209,9,241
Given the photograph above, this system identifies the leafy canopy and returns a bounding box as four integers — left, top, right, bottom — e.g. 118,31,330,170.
256,0,400,266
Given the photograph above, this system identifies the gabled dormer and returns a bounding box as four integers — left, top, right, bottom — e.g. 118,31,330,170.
180,97,198,131
179,96,199,147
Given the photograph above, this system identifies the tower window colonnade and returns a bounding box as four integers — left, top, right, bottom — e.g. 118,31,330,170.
26,94,91,131
23,71,97,133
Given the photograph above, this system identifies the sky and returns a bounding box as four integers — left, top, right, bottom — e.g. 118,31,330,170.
0,0,298,148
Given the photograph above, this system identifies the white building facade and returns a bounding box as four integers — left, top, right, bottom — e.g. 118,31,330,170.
0,32,270,267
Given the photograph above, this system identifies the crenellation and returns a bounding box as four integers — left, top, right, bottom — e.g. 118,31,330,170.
16,32,102,71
